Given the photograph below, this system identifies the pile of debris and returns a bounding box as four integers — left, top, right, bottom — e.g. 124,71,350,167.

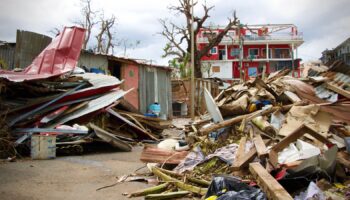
0,27,168,159
124,68,350,199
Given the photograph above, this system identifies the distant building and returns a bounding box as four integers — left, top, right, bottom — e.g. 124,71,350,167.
321,37,350,65
320,49,337,64
197,24,304,80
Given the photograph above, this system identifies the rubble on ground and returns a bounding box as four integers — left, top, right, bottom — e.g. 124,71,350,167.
0,27,169,159
126,66,350,199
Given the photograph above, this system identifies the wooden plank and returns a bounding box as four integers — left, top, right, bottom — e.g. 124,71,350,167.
326,82,350,99
140,146,189,164
283,91,301,103
234,136,247,166
337,151,350,168
232,139,271,171
249,162,293,200
253,134,268,157
269,124,331,167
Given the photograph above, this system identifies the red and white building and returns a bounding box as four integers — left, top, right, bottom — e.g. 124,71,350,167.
197,24,304,80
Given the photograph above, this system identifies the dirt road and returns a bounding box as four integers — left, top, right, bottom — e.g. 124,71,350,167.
0,146,149,200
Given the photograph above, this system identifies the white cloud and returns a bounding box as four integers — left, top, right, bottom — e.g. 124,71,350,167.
0,0,349,65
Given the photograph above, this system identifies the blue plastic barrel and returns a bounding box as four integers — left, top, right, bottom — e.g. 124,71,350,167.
90,67,105,74
149,103,161,116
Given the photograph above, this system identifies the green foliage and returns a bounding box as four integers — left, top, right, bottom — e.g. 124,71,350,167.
168,53,192,78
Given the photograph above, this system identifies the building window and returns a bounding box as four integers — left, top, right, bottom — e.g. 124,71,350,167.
262,48,272,58
202,31,218,38
212,66,220,72
248,48,259,59
227,31,235,37
230,48,240,57
248,67,257,77
275,48,290,58
210,47,218,54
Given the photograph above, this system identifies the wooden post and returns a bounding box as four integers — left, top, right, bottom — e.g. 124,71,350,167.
249,162,293,200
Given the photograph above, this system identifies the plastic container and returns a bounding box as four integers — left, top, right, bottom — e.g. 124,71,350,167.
149,102,161,116
90,67,105,74
31,135,56,160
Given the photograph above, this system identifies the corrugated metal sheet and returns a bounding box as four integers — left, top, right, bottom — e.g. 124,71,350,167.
0,43,15,69
139,66,172,118
122,63,139,109
0,27,85,82
14,30,52,69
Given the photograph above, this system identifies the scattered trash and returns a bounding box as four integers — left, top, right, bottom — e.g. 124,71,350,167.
128,61,350,199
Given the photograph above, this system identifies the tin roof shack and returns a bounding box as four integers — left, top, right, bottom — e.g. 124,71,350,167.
0,30,52,70
78,51,173,119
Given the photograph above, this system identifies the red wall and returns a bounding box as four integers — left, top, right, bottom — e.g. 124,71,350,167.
198,43,219,60
122,64,139,109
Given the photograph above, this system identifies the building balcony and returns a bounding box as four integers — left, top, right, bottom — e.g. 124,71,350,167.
202,56,297,62
197,33,303,45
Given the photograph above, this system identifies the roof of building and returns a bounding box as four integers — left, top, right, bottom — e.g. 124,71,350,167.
81,50,172,71
334,37,350,50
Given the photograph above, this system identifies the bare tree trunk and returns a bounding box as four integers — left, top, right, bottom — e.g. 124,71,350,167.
159,0,238,78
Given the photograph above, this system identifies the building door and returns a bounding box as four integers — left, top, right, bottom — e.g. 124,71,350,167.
108,60,121,79
219,49,226,60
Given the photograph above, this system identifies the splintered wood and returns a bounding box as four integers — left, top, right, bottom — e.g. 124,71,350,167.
253,134,268,157
269,124,331,167
140,146,188,164
232,139,270,171
249,162,293,200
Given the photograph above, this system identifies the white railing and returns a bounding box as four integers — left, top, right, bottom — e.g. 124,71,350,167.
197,32,303,43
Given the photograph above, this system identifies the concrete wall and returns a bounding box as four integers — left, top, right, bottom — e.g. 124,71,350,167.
202,61,232,79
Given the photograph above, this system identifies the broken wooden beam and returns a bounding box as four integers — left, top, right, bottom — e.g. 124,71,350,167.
140,146,188,164
106,108,159,141
269,124,331,167
232,139,271,171
337,151,350,168
253,134,268,158
200,103,299,135
326,82,350,99
249,162,293,200
235,136,247,165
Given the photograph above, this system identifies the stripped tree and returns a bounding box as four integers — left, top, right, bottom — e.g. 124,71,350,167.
95,14,116,54
160,0,238,78
80,0,98,50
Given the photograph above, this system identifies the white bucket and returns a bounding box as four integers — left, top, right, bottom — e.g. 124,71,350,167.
31,135,56,159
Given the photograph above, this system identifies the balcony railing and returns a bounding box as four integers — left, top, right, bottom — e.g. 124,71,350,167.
197,32,303,43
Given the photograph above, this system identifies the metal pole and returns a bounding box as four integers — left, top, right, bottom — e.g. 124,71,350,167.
190,0,195,120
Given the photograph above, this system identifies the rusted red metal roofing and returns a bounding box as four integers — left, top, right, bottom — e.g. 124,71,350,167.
0,26,85,82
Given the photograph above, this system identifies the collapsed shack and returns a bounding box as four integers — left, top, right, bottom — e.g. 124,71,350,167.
123,66,350,199
0,26,170,159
